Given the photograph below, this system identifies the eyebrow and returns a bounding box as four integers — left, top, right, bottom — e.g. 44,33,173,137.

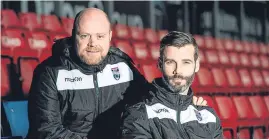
182,59,193,62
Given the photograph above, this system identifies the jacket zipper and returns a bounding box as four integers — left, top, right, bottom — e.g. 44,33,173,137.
176,98,189,138
93,73,100,118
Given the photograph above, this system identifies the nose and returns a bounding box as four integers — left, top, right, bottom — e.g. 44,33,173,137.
173,63,182,75
87,35,97,46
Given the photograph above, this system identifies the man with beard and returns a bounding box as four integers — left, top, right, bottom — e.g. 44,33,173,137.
27,8,208,139
121,31,223,139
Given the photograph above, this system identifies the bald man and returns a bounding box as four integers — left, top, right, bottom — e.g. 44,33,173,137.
27,8,207,139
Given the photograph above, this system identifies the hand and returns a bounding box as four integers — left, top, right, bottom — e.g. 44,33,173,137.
193,96,207,106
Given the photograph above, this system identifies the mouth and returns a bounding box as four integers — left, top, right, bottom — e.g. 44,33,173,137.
172,78,183,82
86,50,100,53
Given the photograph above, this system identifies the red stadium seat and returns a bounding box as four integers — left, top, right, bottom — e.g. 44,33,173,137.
129,26,144,41
191,75,199,93
157,30,168,41
239,53,251,67
132,42,151,61
225,68,241,88
214,96,237,131
41,14,63,32
228,52,241,66
215,38,225,50
141,64,162,82
223,130,233,139
211,68,228,88
114,40,136,60
18,12,42,31
234,40,244,53
148,43,160,60
204,36,215,49
20,31,53,60
144,28,158,43
1,9,22,29
261,70,269,87
113,24,130,39
259,55,269,69
205,50,219,64
242,41,252,54
250,54,261,68
259,43,267,55
250,42,260,54
248,96,269,120
29,31,52,50
217,51,230,66
199,49,206,64
223,39,234,52
49,32,69,43
19,59,39,95
39,50,52,62
60,17,74,36
253,128,265,139
194,35,205,49
232,96,256,120
1,28,28,57
197,67,215,87
264,96,269,112
1,58,12,97
250,69,264,88
238,129,251,139
238,69,253,89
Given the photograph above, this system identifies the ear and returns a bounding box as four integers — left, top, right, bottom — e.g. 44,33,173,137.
195,57,200,73
109,30,112,41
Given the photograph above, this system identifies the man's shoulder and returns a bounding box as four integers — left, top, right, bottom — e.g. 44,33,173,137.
34,56,64,74
125,101,148,119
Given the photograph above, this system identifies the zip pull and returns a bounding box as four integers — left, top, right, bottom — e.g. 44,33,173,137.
180,100,183,105
178,99,183,105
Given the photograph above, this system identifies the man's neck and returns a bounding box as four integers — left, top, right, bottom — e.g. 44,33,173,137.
178,88,189,96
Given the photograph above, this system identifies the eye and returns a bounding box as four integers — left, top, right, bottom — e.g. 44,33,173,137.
183,61,191,64
165,60,173,65
80,34,87,39
97,34,105,39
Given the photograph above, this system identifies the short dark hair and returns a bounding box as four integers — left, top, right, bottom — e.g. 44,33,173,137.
159,31,199,61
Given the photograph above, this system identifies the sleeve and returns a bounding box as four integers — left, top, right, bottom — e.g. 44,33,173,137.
121,105,152,139
213,115,223,139
27,65,84,139
205,107,223,139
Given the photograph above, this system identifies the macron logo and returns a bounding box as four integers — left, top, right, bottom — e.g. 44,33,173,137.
154,108,170,113
65,77,82,82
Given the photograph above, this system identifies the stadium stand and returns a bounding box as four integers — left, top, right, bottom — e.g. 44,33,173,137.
1,9,269,139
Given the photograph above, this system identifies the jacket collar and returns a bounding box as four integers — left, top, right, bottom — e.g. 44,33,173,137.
151,78,193,107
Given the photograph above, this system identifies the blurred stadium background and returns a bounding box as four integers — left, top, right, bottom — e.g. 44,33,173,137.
1,1,269,139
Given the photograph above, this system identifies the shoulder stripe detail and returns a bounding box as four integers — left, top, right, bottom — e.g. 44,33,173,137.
56,62,133,90
180,105,216,124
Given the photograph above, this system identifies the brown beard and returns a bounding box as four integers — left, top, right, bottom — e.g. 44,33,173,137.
78,46,105,65
163,71,195,93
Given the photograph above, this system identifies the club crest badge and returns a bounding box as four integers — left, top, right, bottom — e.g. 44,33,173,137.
111,67,120,80
194,109,203,121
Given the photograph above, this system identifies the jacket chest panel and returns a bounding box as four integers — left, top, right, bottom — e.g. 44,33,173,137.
56,62,133,91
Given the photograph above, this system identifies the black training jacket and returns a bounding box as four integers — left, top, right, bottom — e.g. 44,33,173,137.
27,37,148,139
121,78,223,139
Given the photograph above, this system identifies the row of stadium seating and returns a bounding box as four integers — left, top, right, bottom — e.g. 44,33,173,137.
201,94,268,139
1,9,269,139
